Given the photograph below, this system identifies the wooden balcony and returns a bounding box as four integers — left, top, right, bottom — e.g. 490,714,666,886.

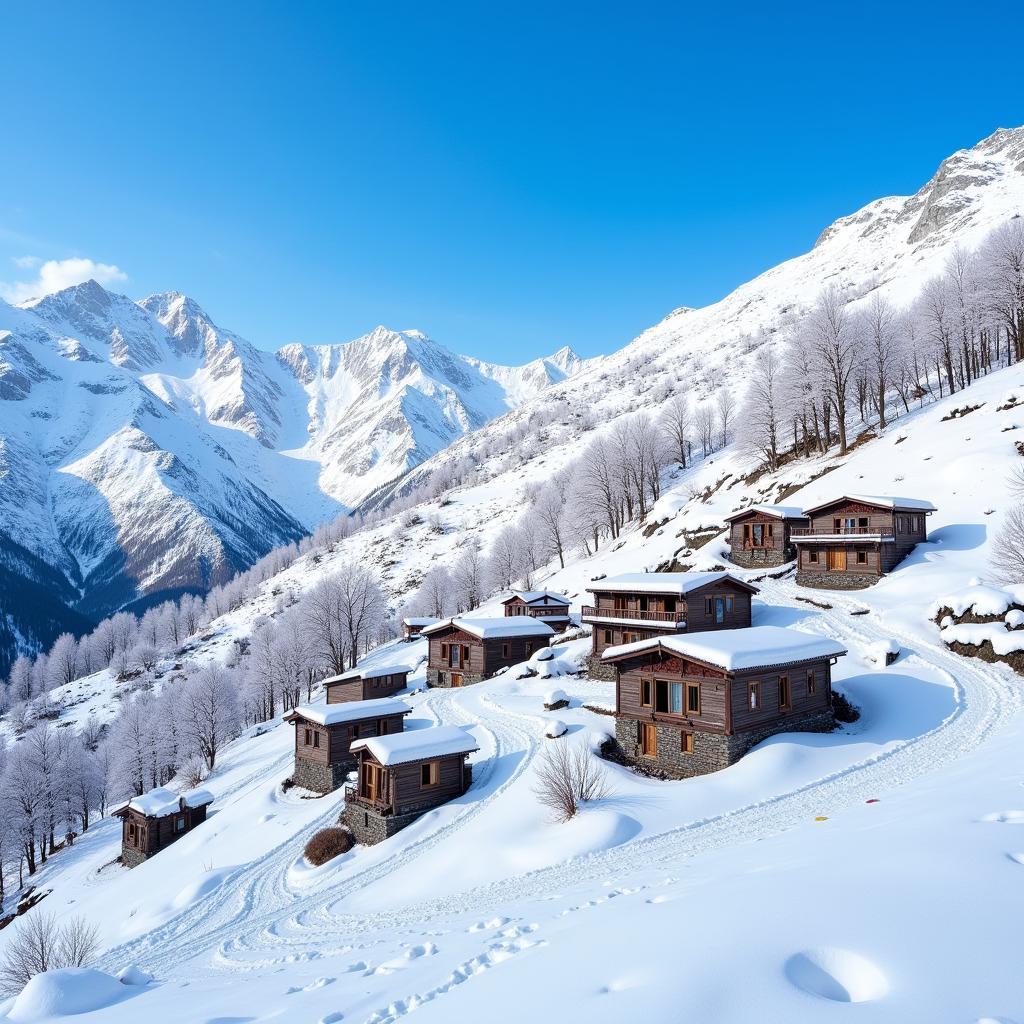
581,605,684,624
343,783,392,814
791,527,894,539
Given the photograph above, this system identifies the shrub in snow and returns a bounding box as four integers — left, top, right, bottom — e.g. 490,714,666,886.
545,720,568,739
0,914,99,997
1007,609,1024,629
832,691,860,724
304,827,355,866
532,743,611,822
544,688,569,710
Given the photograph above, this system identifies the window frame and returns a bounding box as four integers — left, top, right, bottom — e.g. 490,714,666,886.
808,549,819,564
856,549,868,565
686,682,701,716
778,674,791,711
680,731,694,754
502,642,510,658
807,669,816,696
420,761,440,788
640,679,652,708
748,681,762,712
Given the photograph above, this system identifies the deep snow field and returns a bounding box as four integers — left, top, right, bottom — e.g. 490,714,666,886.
5,361,1024,1022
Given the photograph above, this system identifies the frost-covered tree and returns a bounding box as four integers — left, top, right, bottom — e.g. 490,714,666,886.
806,286,859,455
179,665,241,772
658,393,691,468
859,293,899,430
737,346,783,472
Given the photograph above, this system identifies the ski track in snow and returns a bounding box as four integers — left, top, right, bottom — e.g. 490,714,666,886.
94,579,1024,1021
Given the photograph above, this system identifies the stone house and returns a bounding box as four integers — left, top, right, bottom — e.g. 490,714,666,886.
603,625,846,779
792,494,936,589
284,698,411,794
724,505,810,568
114,787,214,868
423,617,554,687
500,590,572,631
324,666,410,703
581,571,759,679
341,725,478,845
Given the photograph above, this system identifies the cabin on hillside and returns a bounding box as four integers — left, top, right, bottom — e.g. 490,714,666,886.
724,505,810,568
423,617,555,687
500,590,572,631
402,617,438,639
581,572,760,680
341,725,478,845
603,625,846,779
792,495,936,589
284,698,412,794
324,666,410,703
114,787,214,868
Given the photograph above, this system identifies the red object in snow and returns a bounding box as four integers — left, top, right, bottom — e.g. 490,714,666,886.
865,798,880,804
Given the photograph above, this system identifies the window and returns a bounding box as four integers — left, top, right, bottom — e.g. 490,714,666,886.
856,550,867,565
705,597,713,615
808,550,819,564
624,631,639,643
440,642,449,661
304,728,312,746
604,629,613,644
686,683,701,715
640,679,652,707
524,642,533,656
313,731,320,748
751,523,764,547
858,517,869,530
639,595,649,612
748,682,761,711
655,679,669,713
664,597,676,613
681,731,693,754
897,516,904,534
128,822,137,842
807,669,816,696
669,681,683,714
175,816,186,833
726,595,734,613
779,675,791,710
502,642,510,658
421,761,440,788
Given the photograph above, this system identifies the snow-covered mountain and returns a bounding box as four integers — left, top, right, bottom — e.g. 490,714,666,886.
0,289,583,669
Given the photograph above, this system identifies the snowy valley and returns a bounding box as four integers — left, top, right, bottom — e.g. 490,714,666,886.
2,125,1024,1022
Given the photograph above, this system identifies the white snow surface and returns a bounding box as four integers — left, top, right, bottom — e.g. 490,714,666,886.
422,617,556,639
602,625,848,671
350,724,480,765
119,786,213,818
806,494,938,512
724,503,808,521
289,698,411,727
587,570,754,596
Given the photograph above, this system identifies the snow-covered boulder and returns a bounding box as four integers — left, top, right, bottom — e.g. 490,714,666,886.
116,965,152,987
544,688,569,710
1006,609,1024,629
8,969,127,1022
545,720,568,739
867,639,900,667
533,647,555,662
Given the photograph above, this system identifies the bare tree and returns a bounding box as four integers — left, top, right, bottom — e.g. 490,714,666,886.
658,393,692,467
807,286,858,455
533,482,569,569
0,913,99,996
179,665,240,772
532,743,611,822
990,503,1024,585
737,346,783,472
860,293,898,429
715,389,736,448
695,403,715,458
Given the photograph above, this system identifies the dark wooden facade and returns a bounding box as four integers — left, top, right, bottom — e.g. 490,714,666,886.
325,670,409,703
582,575,759,660
793,496,934,588
424,619,553,687
501,591,571,629
604,634,843,778
114,789,213,868
402,618,436,639
725,507,809,568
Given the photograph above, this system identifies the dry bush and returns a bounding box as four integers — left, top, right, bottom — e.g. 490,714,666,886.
532,743,612,823
304,827,355,866
0,913,99,995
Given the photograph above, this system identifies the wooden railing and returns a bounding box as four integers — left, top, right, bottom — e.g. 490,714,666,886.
791,527,894,538
581,605,683,623
343,784,392,812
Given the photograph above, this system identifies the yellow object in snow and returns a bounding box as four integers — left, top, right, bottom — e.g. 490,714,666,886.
814,816,828,822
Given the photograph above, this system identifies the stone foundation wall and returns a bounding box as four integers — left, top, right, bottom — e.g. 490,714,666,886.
426,668,486,688
613,708,835,779
796,571,878,590
586,655,617,682
121,846,147,869
730,547,791,569
293,755,352,795
341,803,427,846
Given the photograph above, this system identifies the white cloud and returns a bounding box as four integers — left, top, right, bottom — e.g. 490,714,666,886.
0,257,128,304
12,255,41,269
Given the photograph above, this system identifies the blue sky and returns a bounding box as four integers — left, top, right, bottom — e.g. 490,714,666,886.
1,2,1021,361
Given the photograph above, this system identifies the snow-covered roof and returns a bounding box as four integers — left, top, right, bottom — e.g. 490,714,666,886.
804,494,937,513
724,504,809,522
350,725,479,766
602,625,847,672
323,664,411,684
287,698,411,727
587,571,758,597
502,590,571,606
119,786,214,818
422,617,555,639
402,617,438,627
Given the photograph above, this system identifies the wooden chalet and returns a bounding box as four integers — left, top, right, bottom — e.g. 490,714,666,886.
341,725,478,844
603,626,846,778
724,505,810,568
284,698,411,794
323,666,410,703
792,495,936,589
402,617,438,639
581,571,760,679
114,786,214,868
500,590,572,631
423,617,555,688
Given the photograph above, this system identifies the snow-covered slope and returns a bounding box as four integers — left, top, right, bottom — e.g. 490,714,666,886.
9,347,1024,1023
0,291,582,668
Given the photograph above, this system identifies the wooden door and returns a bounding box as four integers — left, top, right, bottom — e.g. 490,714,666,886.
362,762,382,802
640,723,657,757
828,548,847,571
451,672,463,688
